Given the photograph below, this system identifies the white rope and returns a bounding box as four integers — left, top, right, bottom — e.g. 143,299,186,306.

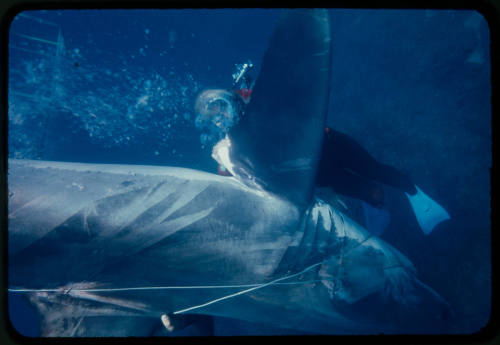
8,261,324,317
9,288,64,293
173,261,323,315
8,280,322,294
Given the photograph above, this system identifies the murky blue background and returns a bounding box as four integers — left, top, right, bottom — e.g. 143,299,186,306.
7,9,491,336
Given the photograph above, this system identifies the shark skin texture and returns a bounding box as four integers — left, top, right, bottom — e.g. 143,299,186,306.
7,9,452,336
8,159,451,336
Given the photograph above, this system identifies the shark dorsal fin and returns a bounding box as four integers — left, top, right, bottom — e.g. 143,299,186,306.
225,9,332,208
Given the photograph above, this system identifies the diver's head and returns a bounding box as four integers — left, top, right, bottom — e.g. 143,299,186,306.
194,89,244,145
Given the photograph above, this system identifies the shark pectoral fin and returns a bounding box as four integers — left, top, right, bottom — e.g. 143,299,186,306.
405,185,451,235
227,9,332,209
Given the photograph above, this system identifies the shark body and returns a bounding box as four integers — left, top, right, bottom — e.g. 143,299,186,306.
8,159,450,336
7,9,451,336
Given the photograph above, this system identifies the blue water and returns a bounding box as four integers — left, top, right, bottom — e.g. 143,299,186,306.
7,9,491,336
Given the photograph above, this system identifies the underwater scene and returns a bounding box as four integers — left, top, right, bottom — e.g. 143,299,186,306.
7,9,491,337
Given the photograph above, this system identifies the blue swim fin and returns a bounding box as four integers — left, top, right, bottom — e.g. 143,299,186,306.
405,185,451,235
361,201,391,236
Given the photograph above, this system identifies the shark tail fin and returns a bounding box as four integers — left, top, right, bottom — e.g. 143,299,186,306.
405,185,450,235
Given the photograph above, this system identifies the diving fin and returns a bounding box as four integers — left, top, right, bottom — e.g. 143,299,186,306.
361,201,391,236
405,185,450,235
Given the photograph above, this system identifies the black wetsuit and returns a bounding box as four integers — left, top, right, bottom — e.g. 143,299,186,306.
316,128,417,208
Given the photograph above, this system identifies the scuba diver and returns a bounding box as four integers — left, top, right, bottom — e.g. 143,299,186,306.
194,60,450,238
170,60,451,336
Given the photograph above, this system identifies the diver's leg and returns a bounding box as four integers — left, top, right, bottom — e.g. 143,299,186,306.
371,163,416,195
327,167,385,208
330,130,417,195
325,167,391,234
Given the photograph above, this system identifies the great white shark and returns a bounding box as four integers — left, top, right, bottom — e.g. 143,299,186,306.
7,9,451,336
